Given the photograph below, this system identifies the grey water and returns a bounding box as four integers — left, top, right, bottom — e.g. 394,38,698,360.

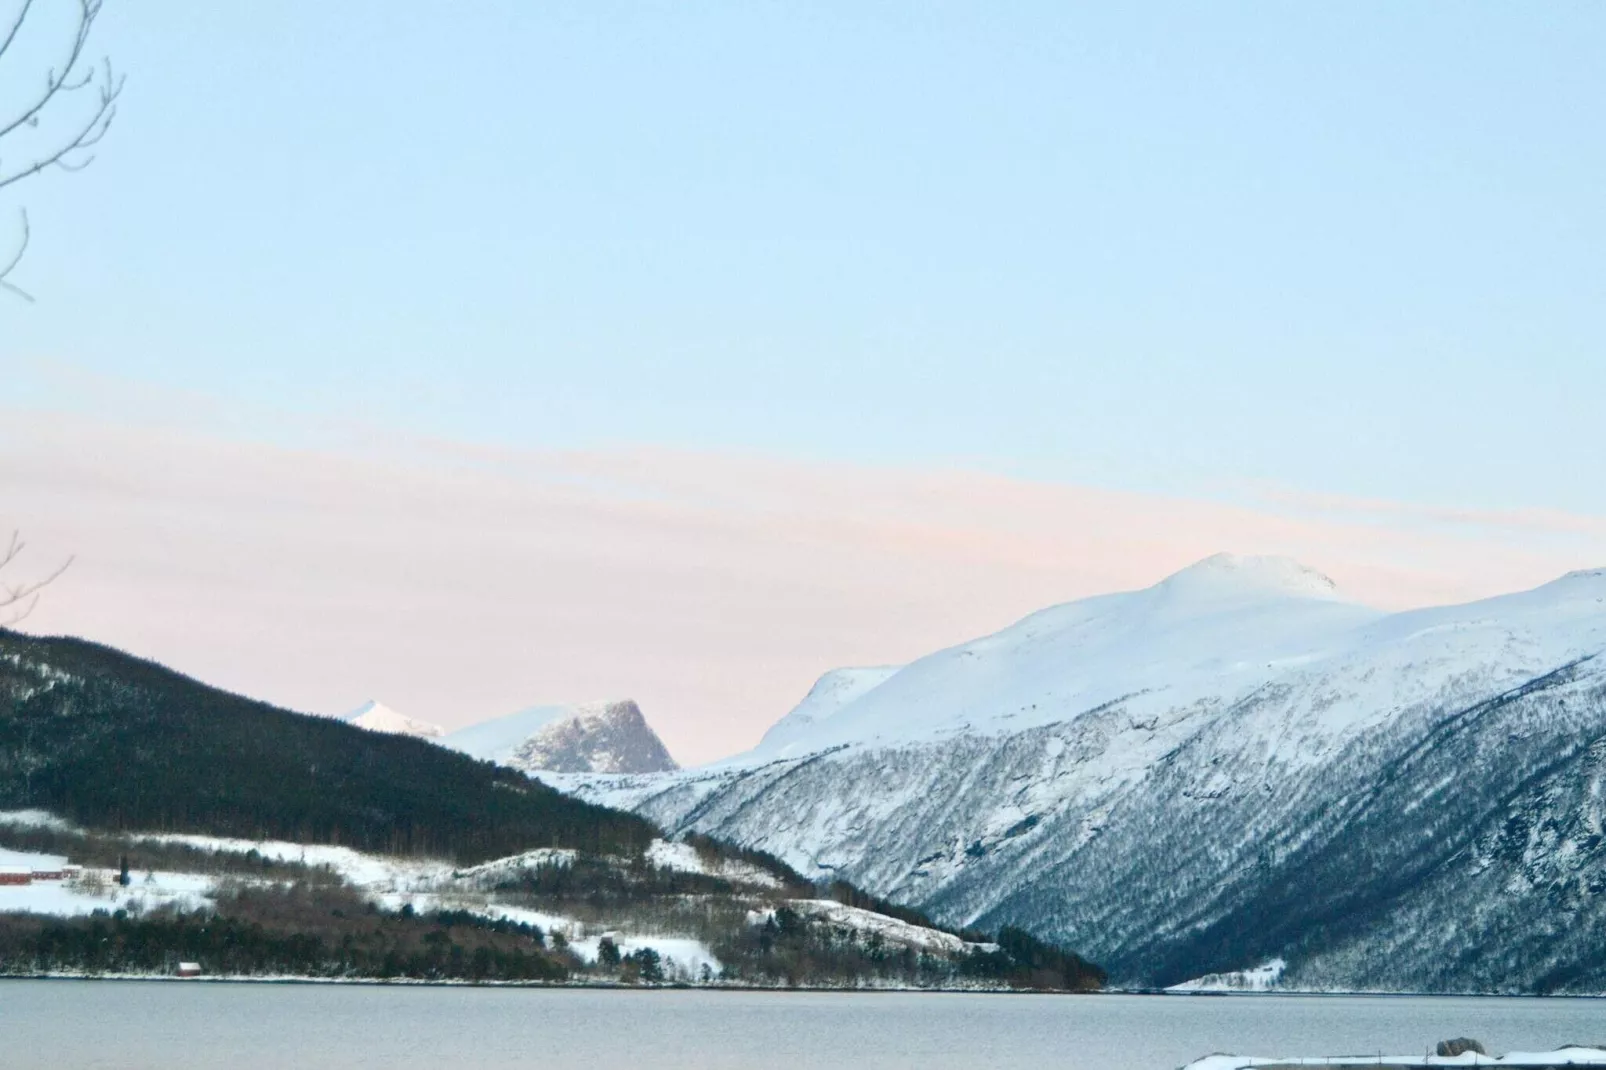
3,982,1604,1070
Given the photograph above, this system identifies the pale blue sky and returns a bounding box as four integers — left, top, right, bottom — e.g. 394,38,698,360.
7,2,1606,513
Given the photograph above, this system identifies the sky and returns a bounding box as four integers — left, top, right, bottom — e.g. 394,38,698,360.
4,3,1606,763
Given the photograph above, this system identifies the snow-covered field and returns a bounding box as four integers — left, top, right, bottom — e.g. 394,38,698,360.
1167,959,1287,993
645,837,781,888
131,830,456,891
781,900,991,956
1,818,770,983
0,846,213,917
1184,1050,1606,1070
566,932,721,979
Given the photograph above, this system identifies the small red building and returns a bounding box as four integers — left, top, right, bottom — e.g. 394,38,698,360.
0,867,32,886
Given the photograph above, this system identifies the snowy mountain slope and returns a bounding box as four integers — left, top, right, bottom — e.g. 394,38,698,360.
342,700,444,740
550,556,1606,992
754,666,901,758
445,704,575,764
447,700,678,774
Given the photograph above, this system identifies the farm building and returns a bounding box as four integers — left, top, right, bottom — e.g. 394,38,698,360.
0,854,82,884
27,867,74,881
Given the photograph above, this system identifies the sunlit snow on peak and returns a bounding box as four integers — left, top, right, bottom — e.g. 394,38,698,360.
341,700,445,740
1153,553,1342,603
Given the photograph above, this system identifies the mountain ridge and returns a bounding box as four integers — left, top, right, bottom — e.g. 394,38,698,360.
548,555,1606,992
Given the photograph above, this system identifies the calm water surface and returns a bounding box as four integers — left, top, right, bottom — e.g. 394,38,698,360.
3,982,1604,1070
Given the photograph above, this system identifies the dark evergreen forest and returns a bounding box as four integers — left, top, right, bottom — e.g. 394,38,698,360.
0,631,655,862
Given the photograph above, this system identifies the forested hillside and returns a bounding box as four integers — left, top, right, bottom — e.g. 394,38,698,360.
0,631,654,863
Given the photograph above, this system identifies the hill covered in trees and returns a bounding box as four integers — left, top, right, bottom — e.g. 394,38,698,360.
0,630,654,863
0,629,1105,991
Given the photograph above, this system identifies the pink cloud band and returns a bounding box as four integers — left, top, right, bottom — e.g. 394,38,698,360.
4,412,1602,764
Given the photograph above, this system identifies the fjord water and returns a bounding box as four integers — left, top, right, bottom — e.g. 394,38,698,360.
5,985,1605,1070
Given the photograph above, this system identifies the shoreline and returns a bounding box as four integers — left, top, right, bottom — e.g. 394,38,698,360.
3,973,1604,999
0,971,1075,994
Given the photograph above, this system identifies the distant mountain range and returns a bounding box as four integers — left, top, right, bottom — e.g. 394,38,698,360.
549,554,1606,994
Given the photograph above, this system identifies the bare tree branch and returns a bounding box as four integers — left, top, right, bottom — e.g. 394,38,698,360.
0,207,34,299
0,530,73,627
0,0,39,63
0,0,121,297
0,0,105,139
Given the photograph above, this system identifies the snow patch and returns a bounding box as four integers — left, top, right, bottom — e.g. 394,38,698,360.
1183,1050,1606,1070
1167,958,1286,992
130,832,455,891
645,838,782,888
450,848,577,885
0,848,215,917
0,810,78,832
568,932,721,979
780,899,983,955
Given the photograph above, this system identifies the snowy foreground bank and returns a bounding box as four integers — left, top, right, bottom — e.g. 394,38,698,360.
1186,1050,1606,1070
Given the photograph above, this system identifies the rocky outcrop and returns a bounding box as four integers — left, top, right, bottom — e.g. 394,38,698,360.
503,700,678,775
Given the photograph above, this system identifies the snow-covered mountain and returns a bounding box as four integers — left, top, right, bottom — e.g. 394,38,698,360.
446,700,677,775
342,700,444,740
547,554,1606,993
754,666,901,758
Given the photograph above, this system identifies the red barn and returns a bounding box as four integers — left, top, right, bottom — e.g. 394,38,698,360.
0,867,32,886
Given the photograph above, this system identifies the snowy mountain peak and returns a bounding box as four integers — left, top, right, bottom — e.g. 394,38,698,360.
341,700,445,740
1154,553,1341,603
445,699,678,774
1553,566,1606,588
757,666,902,757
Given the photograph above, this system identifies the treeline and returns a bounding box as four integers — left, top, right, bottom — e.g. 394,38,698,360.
494,854,749,903
487,839,1107,990
0,824,338,883
713,905,1103,991
0,883,567,982
960,926,1106,991
0,632,655,864
677,832,995,946
681,832,813,894
816,878,994,941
